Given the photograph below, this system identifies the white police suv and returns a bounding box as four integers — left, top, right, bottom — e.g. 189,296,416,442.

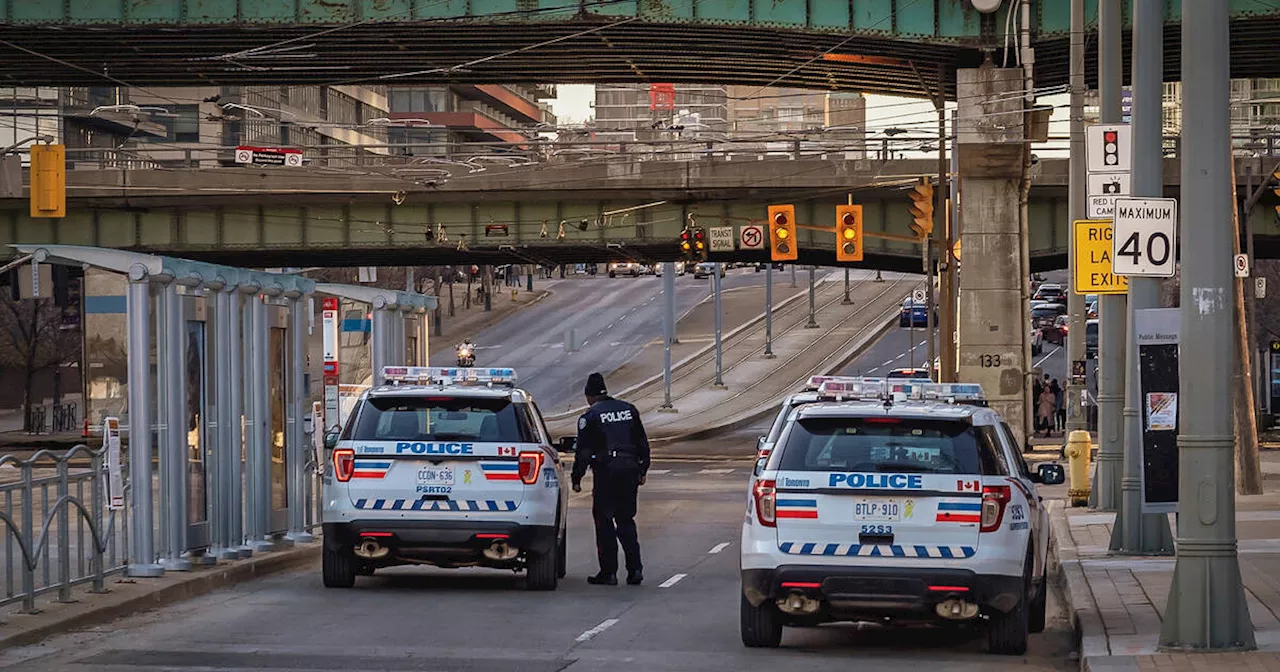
741,379,1065,654
321,367,569,591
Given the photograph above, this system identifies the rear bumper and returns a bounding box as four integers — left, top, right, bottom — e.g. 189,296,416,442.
742,565,1023,619
324,520,558,558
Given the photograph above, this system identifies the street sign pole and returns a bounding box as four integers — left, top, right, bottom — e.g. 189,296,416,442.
1095,0,1126,513
1160,0,1255,650
1110,0,1174,556
843,268,851,305
806,266,819,328
659,262,676,412
1067,0,1088,437
764,264,775,358
713,262,725,388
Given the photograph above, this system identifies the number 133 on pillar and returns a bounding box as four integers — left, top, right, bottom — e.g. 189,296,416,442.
1111,197,1177,278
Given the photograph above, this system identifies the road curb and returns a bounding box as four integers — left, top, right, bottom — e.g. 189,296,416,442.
1048,503,1109,671
0,543,320,651
648,310,899,446
544,279,825,422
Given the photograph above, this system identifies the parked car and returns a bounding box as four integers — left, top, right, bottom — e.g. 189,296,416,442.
1086,319,1099,358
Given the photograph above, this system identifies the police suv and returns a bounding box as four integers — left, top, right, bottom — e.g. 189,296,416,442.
321,367,569,590
741,379,1065,654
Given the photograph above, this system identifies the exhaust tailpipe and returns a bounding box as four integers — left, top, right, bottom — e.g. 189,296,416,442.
934,598,980,620
482,540,519,562
775,592,821,616
354,539,391,560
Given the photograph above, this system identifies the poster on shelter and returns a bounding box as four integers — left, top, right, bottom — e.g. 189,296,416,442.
1146,392,1177,431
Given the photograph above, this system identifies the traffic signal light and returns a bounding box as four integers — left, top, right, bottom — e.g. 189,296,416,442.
1103,130,1120,167
835,205,863,263
29,143,65,219
680,227,694,261
693,227,708,261
908,179,934,239
768,204,797,262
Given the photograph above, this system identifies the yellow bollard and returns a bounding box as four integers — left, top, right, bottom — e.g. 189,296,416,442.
1065,429,1092,507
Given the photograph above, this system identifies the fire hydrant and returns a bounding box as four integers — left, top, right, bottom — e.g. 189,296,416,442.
1065,430,1092,507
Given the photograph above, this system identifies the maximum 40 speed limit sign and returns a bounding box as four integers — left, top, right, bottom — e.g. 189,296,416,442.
1112,196,1177,278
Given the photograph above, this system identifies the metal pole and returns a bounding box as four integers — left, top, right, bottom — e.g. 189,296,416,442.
161,284,191,570
713,263,725,388
659,262,675,411
936,68,951,383
764,264,775,358
790,264,796,288
211,289,236,560
125,272,163,577
155,282,170,562
1245,165,1261,425
1160,0,1255,649
842,268,852,305
1066,0,1088,437
1095,0,1126,512
805,267,819,328
371,309,388,386
949,110,960,383
286,297,313,543
1110,0,1174,555
248,297,272,552
229,290,249,558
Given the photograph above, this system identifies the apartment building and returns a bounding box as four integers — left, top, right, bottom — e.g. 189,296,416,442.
385,84,557,156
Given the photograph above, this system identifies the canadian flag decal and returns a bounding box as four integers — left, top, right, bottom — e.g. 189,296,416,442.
957,479,981,492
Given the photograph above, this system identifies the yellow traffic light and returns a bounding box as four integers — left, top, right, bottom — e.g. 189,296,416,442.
768,204,798,262
835,204,863,262
908,178,934,239
29,144,65,219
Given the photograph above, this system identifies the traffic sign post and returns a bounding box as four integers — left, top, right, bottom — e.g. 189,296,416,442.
234,146,303,167
1087,172,1131,219
739,225,764,250
1087,124,1132,174
1234,254,1250,278
1112,197,1177,278
912,288,927,304
1073,219,1129,294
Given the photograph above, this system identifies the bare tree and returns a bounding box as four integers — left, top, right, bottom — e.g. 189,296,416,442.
0,296,80,431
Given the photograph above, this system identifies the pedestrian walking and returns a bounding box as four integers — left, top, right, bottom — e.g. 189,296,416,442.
1051,378,1065,432
1037,385,1056,438
571,372,650,586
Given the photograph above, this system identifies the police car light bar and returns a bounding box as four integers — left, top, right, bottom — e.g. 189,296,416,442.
921,383,987,404
381,366,518,386
803,375,870,391
816,379,888,401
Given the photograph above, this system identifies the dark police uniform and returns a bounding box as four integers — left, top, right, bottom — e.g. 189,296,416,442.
572,383,650,582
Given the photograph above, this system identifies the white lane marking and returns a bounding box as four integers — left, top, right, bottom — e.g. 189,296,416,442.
575,618,620,642
698,468,734,475
1035,346,1061,369
609,341,624,347
607,322,616,329
582,340,590,346
647,469,672,475
880,359,895,366
620,314,629,321
709,542,731,554
658,573,687,588
868,367,881,373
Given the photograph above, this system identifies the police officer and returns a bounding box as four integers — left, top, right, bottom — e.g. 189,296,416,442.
571,372,649,586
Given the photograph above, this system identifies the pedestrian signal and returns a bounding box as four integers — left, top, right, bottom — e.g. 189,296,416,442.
768,204,797,262
908,179,934,239
835,205,863,262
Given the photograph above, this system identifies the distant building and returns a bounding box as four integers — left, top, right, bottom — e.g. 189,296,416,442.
386,84,556,155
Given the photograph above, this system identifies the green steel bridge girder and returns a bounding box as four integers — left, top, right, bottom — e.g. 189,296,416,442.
4,193,1278,272
3,1,1280,95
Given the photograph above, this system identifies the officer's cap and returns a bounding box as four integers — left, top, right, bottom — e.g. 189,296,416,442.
584,372,608,397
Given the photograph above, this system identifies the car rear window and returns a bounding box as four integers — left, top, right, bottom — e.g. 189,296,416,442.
773,417,1006,475
344,395,538,443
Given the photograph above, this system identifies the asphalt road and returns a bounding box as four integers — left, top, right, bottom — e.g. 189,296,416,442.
0,462,1075,672
841,326,1069,383
462,267,820,411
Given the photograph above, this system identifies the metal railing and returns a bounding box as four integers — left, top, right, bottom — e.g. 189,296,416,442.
23,401,78,435
0,445,127,614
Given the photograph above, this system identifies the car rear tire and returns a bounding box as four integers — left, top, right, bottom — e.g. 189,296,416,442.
322,547,357,588
556,532,567,579
526,546,559,591
1029,578,1048,634
740,593,783,648
988,565,1031,654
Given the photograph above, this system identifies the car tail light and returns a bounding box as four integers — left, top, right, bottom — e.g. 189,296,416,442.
518,451,544,485
332,448,355,482
753,479,777,527
980,485,1011,532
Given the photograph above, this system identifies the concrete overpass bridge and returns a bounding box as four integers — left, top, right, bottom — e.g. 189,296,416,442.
3,153,1279,271
1,1,1279,97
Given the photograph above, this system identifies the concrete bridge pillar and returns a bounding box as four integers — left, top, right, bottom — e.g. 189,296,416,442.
955,65,1033,442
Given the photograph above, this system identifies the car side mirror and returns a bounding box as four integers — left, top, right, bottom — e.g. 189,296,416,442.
755,436,766,451
323,431,340,450
1036,463,1066,486
556,436,576,454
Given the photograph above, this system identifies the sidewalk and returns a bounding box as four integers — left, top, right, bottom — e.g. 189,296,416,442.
1053,455,1280,671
